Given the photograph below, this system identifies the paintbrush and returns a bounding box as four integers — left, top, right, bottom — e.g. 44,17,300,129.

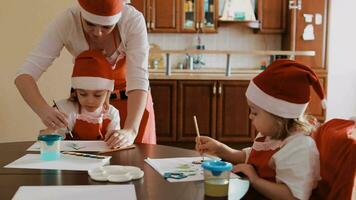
193,115,204,162
98,144,136,154
52,100,74,139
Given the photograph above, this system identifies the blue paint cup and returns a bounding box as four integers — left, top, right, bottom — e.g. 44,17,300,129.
37,134,63,161
202,160,233,197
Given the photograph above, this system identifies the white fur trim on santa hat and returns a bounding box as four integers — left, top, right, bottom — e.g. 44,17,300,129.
79,5,122,26
246,81,309,119
72,77,114,91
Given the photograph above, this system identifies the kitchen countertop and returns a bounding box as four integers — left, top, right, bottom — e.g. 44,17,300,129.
148,68,327,80
149,68,262,80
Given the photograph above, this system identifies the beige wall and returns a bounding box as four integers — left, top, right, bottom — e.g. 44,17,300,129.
0,1,74,142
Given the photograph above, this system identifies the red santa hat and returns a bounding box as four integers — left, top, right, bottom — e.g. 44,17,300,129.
72,50,114,91
246,59,326,119
78,0,125,26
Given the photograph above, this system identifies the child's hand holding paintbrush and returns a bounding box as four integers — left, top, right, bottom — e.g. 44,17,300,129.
194,115,224,159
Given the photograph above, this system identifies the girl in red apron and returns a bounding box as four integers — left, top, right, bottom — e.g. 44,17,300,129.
56,50,121,140
196,60,324,200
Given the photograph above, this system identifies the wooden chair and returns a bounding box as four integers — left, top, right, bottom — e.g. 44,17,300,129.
312,119,356,200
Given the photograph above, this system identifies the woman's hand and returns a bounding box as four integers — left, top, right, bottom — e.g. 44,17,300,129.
195,136,223,156
232,164,260,184
104,129,136,148
38,105,68,129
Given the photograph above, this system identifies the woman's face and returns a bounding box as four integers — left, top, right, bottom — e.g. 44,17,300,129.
76,89,108,112
82,18,115,41
247,100,279,137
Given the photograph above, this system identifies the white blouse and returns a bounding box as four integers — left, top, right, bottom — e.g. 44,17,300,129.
243,132,320,200
16,4,149,92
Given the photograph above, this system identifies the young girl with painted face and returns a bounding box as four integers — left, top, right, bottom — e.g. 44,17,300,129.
196,60,324,200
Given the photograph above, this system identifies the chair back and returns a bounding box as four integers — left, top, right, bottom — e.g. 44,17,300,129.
312,119,356,200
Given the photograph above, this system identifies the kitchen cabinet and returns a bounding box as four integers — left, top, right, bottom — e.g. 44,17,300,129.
180,0,219,33
150,80,177,142
257,0,287,33
130,0,179,32
283,0,329,69
150,79,255,144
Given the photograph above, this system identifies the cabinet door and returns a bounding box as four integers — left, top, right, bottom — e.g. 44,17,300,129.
200,0,219,33
257,0,287,33
216,81,255,143
181,0,199,32
150,80,177,142
178,80,216,141
294,0,328,68
150,0,179,32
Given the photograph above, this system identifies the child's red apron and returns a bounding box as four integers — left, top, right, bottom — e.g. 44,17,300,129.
242,136,282,199
71,107,111,140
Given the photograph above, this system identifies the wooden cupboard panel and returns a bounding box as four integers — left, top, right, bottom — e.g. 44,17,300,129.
257,0,287,33
178,80,216,141
151,0,179,32
295,0,328,68
217,81,254,142
150,80,177,142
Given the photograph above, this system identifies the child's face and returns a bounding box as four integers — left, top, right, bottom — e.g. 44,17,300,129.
76,89,108,112
248,100,278,137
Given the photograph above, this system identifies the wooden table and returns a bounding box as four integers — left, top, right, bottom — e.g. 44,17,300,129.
0,142,249,200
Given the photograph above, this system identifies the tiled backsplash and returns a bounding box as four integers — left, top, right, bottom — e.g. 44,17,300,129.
148,25,281,69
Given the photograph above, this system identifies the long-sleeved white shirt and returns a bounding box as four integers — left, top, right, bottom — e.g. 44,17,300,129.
16,4,149,92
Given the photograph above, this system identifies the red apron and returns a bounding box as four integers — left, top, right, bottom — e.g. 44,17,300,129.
71,106,111,140
110,56,156,144
242,136,282,199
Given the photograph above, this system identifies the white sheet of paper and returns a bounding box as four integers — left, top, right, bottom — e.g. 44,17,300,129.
303,14,313,23
4,154,110,171
315,13,322,25
12,185,136,200
303,24,315,40
27,140,111,152
145,157,237,182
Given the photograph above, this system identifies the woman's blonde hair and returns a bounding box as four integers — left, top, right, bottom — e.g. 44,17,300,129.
270,114,318,140
68,89,111,112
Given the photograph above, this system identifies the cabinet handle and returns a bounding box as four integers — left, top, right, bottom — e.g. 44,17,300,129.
200,22,204,29
195,22,199,30
218,83,222,95
146,21,151,29
151,21,155,29
289,0,302,10
213,83,216,95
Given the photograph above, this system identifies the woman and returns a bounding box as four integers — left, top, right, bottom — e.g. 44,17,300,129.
14,0,156,147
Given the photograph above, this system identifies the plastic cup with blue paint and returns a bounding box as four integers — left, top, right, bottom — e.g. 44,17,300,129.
38,134,63,161
202,160,233,197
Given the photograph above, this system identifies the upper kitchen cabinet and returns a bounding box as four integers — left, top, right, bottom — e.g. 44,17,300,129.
283,0,329,69
130,0,179,32
256,0,287,33
181,0,219,33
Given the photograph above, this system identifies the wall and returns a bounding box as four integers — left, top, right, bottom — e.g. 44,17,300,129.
148,25,281,69
326,1,356,120
0,1,73,143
